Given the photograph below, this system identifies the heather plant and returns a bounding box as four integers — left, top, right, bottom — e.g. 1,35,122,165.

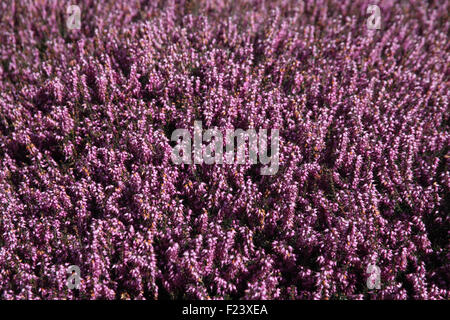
0,0,448,300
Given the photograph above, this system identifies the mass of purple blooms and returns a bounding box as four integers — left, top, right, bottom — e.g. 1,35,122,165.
0,0,448,300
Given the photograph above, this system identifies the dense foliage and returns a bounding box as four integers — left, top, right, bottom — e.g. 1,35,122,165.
0,0,448,299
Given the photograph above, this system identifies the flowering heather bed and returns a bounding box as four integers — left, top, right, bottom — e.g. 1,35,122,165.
0,0,449,300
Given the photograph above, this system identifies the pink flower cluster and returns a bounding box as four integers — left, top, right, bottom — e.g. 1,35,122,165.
0,0,448,299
